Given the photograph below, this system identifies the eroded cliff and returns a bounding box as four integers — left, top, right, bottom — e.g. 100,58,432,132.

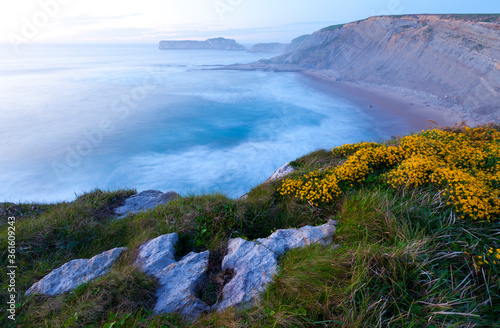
236,15,500,122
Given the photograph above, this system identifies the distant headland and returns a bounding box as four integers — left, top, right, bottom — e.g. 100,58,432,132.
159,37,246,50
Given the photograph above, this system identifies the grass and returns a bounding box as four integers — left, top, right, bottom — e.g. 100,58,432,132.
320,24,345,32
1,125,499,327
440,14,500,23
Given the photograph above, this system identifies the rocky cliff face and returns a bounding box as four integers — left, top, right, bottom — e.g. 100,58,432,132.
159,37,246,50
250,15,500,121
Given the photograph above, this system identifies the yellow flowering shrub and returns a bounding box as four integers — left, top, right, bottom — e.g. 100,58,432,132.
279,127,500,222
331,141,380,158
279,144,401,206
472,248,500,271
385,155,443,188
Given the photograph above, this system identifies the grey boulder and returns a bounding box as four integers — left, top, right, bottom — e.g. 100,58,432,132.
115,190,179,217
266,162,295,182
154,251,210,320
216,238,278,311
256,220,337,255
134,233,210,320
216,220,336,311
134,233,178,275
26,247,127,296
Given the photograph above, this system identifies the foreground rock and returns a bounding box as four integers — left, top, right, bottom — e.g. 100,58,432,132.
159,37,246,50
154,251,210,320
135,234,210,320
115,190,179,217
266,162,295,182
26,247,127,296
215,219,337,311
134,233,178,275
26,221,337,318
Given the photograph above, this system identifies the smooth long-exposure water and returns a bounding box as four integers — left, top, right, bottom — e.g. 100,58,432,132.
0,43,415,202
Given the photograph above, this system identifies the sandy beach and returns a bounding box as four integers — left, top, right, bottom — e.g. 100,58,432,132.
302,70,479,132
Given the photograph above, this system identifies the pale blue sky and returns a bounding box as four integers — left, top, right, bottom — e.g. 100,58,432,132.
2,0,499,44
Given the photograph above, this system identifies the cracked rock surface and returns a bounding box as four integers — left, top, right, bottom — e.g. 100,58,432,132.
115,190,179,217
266,162,295,182
215,220,337,311
134,233,178,275
26,221,337,320
26,247,127,296
154,251,210,320
135,233,210,320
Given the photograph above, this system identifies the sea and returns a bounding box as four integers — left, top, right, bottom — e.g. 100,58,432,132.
0,43,417,203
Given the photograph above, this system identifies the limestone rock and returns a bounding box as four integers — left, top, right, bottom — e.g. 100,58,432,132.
26,247,127,296
134,233,178,275
134,233,210,320
216,220,337,311
115,190,179,217
266,162,295,182
154,251,210,320
216,238,278,311
256,220,337,255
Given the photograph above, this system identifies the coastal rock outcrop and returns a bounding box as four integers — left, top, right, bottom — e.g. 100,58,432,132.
153,251,210,320
159,37,246,50
134,233,178,275
266,162,295,182
215,219,337,311
239,162,295,200
228,15,500,122
135,233,210,320
25,222,336,320
114,190,179,217
25,247,127,296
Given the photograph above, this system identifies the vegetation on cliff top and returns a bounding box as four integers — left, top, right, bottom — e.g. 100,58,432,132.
1,123,500,327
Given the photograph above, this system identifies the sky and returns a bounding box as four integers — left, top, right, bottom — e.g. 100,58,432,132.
1,0,499,45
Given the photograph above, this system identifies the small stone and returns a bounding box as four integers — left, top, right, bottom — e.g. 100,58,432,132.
134,233,210,321
26,247,127,296
115,190,179,217
266,162,295,182
256,220,337,255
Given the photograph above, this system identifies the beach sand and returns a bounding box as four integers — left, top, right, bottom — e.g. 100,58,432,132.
302,70,479,132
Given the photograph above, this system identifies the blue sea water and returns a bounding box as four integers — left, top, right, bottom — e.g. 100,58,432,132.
0,43,416,203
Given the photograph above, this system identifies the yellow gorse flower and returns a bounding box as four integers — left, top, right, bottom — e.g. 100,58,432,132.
472,247,500,270
279,127,500,222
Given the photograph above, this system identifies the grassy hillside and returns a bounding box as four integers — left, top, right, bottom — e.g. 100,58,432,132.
1,123,500,327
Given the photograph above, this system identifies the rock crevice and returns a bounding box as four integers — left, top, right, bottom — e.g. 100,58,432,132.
26,220,337,320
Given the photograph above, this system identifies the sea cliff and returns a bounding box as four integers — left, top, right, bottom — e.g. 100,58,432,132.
227,14,500,123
